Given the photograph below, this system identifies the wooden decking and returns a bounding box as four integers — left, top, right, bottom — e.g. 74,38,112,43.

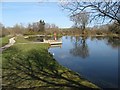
43,39,62,45
50,44,62,48
24,35,62,45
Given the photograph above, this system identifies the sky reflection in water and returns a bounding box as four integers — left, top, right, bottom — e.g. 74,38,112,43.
49,36,119,88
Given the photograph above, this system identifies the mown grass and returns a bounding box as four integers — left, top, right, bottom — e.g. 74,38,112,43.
15,36,31,43
2,36,100,89
0,36,9,47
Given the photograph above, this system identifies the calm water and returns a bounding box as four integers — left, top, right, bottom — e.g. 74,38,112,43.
48,36,119,88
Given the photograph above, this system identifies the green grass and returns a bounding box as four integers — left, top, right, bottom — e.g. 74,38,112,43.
15,36,31,43
0,36,9,47
2,36,100,89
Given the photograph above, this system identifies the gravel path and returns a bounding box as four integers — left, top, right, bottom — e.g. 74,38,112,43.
0,37,16,53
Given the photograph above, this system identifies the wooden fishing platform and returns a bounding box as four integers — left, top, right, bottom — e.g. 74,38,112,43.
24,35,62,45
43,39,62,45
50,44,62,48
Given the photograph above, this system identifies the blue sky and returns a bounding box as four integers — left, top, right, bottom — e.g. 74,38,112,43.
1,2,73,28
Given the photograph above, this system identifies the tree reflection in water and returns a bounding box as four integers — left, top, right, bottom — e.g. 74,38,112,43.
91,36,120,48
2,47,97,89
106,36,120,48
70,36,89,59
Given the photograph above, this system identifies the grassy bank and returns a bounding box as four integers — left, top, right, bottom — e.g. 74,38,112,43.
0,36,9,47
15,36,31,43
2,40,100,89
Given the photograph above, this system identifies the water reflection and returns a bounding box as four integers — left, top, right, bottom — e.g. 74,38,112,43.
70,36,89,59
90,36,120,48
106,37,120,48
49,36,119,88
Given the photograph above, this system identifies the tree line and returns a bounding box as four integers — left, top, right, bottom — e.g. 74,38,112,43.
60,0,120,35
0,21,120,37
0,20,60,37
0,1,120,37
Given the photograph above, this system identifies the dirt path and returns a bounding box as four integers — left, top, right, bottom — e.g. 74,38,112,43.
0,37,16,53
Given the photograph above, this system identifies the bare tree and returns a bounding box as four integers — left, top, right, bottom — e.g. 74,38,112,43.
108,21,120,34
60,0,120,25
0,23,9,37
45,23,59,29
12,24,24,35
70,11,89,34
45,23,51,29
32,22,39,31
0,23,3,36
0,23,3,29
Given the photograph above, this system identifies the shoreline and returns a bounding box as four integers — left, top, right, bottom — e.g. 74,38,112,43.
2,40,100,89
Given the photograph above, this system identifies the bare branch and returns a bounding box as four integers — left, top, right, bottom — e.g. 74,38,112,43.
60,1,120,25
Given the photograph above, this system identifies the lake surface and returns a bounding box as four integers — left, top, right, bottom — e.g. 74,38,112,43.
48,36,119,88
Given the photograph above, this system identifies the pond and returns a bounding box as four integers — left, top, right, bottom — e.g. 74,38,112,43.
48,36,119,88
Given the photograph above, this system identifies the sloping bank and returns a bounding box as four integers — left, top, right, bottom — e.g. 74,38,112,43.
2,43,100,89
0,36,10,47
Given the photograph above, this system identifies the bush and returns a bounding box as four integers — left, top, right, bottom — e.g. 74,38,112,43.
108,22,120,34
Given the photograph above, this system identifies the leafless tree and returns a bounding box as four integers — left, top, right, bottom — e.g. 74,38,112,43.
70,11,89,34
0,23,3,29
108,21,120,34
45,23,59,29
60,0,120,25
0,23,3,36
45,23,51,29
0,23,10,37
12,24,24,35
32,22,39,31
